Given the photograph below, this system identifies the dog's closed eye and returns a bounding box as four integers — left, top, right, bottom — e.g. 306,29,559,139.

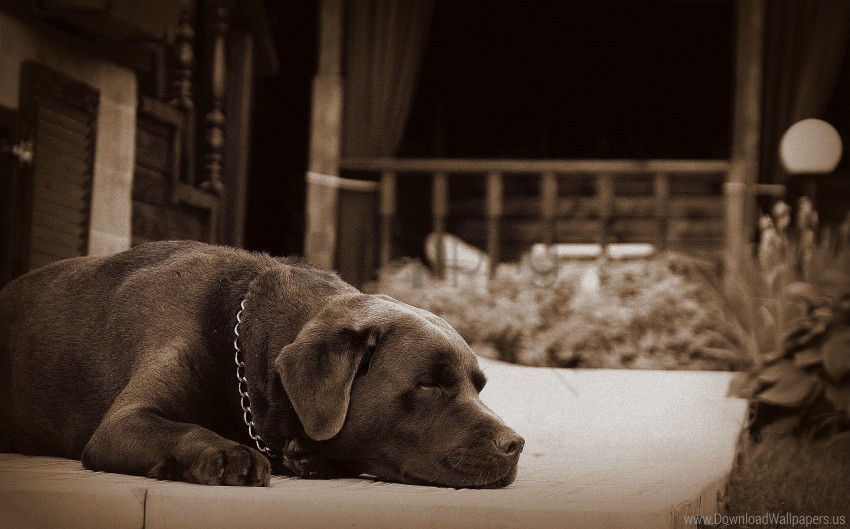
472,371,487,393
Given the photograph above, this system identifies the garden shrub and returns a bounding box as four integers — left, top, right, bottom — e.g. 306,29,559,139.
728,201,850,439
368,252,742,371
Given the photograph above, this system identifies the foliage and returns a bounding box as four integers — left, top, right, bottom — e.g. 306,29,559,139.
727,200,850,439
367,253,743,371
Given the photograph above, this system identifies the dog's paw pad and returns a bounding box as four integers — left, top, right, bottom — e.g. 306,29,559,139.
192,445,270,486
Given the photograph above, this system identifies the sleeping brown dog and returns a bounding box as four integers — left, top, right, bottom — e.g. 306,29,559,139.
0,241,523,488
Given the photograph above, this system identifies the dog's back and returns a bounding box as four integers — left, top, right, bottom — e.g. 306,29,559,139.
0,241,272,457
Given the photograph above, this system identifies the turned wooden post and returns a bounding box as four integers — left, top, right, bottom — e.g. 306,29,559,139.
380,171,397,267
304,0,344,269
597,173,614,251
201,6,228,195
727,0,764,264
654,172,669,251
486,171,503,276
541,171,558,246
431,171,449,278
170,11,195,113
169,9,195,188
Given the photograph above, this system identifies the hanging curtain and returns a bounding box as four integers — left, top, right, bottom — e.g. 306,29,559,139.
760,0,850,184
342,0,434,158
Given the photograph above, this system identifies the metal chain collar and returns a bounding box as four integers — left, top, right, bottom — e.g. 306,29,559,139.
234,299,276,458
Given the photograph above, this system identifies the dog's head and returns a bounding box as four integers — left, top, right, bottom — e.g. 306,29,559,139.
274,294,524,488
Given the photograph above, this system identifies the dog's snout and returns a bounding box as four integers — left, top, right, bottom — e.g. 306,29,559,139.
495,432,524,456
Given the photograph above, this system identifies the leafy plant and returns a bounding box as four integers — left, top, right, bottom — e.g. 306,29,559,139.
368,252,743,371
730,200,850,439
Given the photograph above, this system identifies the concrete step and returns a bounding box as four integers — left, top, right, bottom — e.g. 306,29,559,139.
0,358,747,529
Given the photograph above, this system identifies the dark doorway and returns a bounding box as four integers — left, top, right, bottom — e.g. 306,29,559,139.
244,1,317,257
245,0,735,258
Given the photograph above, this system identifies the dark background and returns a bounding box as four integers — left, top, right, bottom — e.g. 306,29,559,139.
245,0,736,256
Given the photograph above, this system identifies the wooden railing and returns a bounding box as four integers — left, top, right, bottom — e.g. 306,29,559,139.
340,158,733,274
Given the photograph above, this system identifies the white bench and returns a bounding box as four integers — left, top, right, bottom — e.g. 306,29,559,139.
0,358,746,529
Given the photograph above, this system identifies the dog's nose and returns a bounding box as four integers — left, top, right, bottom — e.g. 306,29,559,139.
495,432,525,456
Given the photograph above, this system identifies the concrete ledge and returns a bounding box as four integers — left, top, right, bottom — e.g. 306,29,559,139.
0,360,747,529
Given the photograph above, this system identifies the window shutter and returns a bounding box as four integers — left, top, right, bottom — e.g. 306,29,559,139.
20,62,99,271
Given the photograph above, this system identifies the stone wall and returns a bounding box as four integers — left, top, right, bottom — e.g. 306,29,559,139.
0,12,137,256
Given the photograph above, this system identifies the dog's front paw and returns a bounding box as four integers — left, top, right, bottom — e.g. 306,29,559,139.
282,438,350,479
187,444,271,486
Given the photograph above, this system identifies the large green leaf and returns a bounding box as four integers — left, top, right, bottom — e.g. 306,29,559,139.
784,319,829,354
822,329,850,382
783,281,823,306
763,348,789,363
756,370,821,408
757,359,796,384
794,347,823,368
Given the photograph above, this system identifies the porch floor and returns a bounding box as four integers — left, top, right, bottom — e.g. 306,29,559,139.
0,359,747,529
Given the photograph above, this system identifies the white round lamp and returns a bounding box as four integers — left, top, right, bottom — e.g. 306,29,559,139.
779,118,843,174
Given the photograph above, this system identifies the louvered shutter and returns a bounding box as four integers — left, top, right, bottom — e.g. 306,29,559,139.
20,62,99,271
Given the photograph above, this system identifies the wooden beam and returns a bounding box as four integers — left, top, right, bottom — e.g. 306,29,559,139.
223,31,254,247
540,171,558,246
200,6,228,196
486,171,503,276
380,171,397,267
596,173,614,249
341,158,731,174
431,172,448,278
305,0,344,269
727,0,764,262
654,172,669,251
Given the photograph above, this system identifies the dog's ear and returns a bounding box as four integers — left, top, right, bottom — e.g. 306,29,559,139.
274,314,378,441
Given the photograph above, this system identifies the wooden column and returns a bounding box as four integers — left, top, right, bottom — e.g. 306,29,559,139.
486,171,503,276
380,171,397,267
597,173,614,251
431,172,448,278
223,31,254,247
727,0,764,263
654,172,669,251
540,171,558,246
305,0,344,269
201,6,228,196
169,10,196,187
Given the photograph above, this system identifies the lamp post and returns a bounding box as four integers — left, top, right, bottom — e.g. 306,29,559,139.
778,118,843,279
779,118,843,203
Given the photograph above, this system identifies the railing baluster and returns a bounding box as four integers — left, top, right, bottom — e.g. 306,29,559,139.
380,171,396,266
597,172,614,251
654,172,670,251
541,171,558,246
336,159,730,270
486,171,503,276
201,6,228,195
432,171,448,278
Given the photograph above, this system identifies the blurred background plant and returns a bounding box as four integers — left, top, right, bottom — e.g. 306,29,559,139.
368,251,743,371
368,197,850,439
722,198,850,440
368,198,850,517
722,199,850,523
